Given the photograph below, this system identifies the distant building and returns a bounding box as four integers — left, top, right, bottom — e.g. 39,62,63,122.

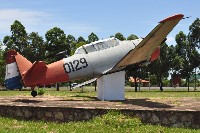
172,74,181,87
129,77,149,87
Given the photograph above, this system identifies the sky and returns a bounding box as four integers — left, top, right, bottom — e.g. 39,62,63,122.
0,0,199,46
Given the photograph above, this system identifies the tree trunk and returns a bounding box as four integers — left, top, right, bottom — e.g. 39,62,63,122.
94,80,97,91
159,77,163,92
194,68,197,91
56,83,59,91
134,77,137,92
69,81,72,91
187,76,190,92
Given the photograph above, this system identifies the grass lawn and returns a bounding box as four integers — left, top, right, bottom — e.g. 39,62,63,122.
0,111,200,133
0,86,200,132
1,86,200,100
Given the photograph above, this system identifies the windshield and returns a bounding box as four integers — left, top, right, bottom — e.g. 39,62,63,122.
74,38,119,54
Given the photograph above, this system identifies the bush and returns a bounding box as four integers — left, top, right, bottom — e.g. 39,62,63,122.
38,88,45,95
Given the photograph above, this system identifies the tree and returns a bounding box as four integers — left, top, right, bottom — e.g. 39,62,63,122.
45,27,70,63
77,36,86,43
127,34,138,40
115,32,126,41
66,34,76,55
75,42,86,50
27,32,45,62
88,32,99,43
0,42,5,85
148,43,173,91
188,18,200,89
3,20,28,57
175,31,197,91
126,66,149,92
3,21,47,63
3,36,14,50
189,18,200,49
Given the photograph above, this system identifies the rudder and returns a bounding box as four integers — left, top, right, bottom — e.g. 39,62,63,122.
5,50,22,90
5,50,33,90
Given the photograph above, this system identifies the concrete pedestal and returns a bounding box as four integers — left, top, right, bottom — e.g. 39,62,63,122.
97,71,125,101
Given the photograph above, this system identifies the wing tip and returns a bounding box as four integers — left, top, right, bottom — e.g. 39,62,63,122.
159,14,184,23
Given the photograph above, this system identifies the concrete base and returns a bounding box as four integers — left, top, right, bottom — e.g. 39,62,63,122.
97,71,125,101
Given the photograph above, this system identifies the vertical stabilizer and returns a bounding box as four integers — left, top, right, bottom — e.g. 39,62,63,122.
5,50,22,90
4,50,32,90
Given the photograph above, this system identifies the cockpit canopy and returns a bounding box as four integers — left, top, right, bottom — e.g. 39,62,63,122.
74,37,119,54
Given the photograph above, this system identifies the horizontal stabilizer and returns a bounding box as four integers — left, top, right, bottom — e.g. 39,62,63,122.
23,61,47,79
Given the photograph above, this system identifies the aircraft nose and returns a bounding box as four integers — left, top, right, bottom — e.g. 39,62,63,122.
150,47,160,62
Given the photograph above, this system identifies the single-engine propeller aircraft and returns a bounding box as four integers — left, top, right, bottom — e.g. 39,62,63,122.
5,14,184,96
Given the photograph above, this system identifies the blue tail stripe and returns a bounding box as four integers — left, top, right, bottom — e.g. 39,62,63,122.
5,76,22,90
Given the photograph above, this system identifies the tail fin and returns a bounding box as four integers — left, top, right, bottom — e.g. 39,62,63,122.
4,50,32,90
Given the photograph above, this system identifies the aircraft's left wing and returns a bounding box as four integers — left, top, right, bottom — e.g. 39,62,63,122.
114,14,184,69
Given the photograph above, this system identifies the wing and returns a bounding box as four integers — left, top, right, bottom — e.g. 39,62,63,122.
115,14,184,69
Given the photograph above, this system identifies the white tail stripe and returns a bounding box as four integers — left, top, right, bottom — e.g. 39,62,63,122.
5,62,20,80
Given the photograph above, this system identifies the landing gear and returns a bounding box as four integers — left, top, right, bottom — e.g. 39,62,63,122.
31,90,37,97
31,86,37,97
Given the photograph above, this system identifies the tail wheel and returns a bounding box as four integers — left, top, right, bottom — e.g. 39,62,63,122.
31,90,37,97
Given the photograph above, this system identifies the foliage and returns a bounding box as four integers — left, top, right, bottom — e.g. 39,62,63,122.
77,36,86,43
114,32,126,41
189,18,200,49
127,34,138,40
37,88,45,95
0,43,5,84
88,32,99,43
175,31,200,90
66,34,76,55
3,21,45,63
147,43,173,91
45,27,70,63
126,66,149,91
27,32,45,62
3,20,28,56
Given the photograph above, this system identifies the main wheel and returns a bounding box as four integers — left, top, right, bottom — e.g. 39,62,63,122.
31,90,37,97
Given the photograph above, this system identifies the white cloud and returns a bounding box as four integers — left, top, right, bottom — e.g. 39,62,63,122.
166,36,177,46
0,9,52,39
166,36,175,43
0,8,101,40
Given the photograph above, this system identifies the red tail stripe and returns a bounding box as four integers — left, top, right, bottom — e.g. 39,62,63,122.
6,50,17,64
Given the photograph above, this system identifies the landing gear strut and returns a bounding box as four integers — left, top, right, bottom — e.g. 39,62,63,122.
31,87,37,97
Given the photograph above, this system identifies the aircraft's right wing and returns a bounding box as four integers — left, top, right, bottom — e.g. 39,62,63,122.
115,14,184,69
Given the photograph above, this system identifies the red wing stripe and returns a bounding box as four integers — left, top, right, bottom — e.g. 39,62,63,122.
159,14,184,23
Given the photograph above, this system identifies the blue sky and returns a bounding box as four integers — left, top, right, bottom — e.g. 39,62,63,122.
0,0,199,45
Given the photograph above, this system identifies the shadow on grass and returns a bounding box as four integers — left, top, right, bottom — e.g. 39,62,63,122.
57,95,98,101
13,99,43,103
122,98,173,108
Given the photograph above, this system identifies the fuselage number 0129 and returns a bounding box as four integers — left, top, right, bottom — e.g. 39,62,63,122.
63,58,88,73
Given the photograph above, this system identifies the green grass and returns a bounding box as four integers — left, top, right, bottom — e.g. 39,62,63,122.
0,111,199,133
1,86,200,100
1,87,200,132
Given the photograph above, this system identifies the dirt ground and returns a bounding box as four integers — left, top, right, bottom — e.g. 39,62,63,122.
0,95,200,111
